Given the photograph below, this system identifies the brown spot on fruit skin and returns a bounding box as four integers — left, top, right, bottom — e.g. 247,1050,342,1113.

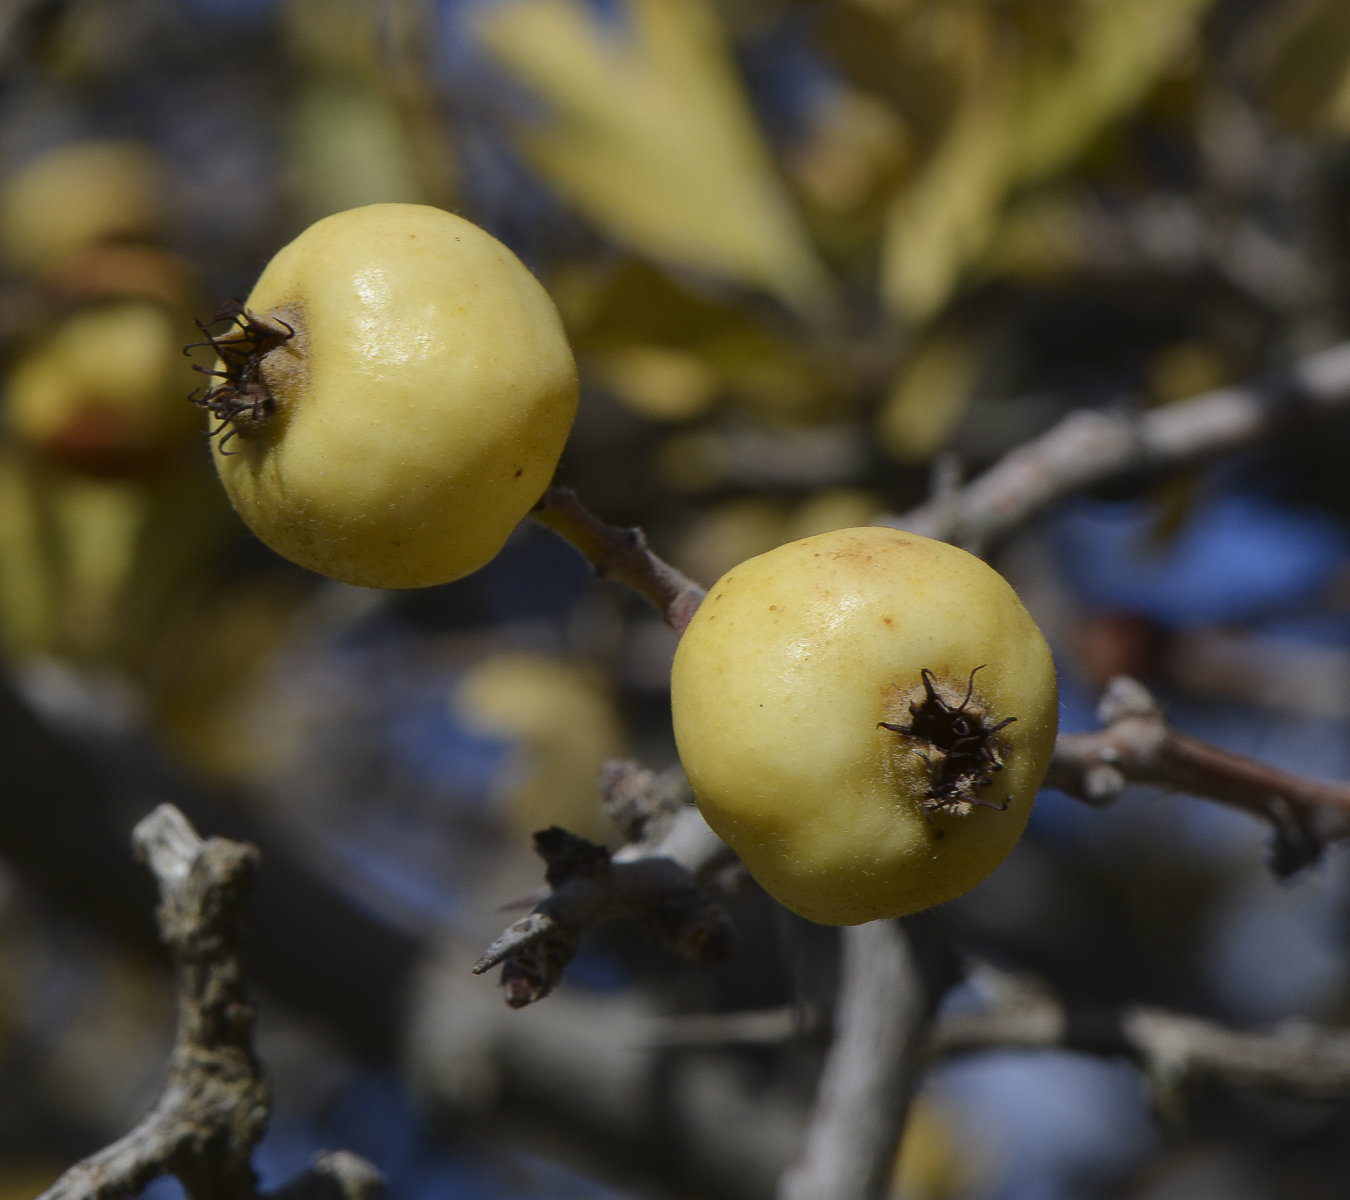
884,617,893,626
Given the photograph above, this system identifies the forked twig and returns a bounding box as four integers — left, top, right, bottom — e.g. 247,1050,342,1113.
38,805,383,1200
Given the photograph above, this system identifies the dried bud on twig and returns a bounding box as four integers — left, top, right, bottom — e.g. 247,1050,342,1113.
474,825,736,1008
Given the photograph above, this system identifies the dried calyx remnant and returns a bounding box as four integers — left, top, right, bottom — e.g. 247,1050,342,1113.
185,298,293,451
880,667,1016,815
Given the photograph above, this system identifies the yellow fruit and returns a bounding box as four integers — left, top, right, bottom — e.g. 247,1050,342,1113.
7,301,197,477
0,140,166,275
455,652,625,846
200,204,578,589
670,526,1058,925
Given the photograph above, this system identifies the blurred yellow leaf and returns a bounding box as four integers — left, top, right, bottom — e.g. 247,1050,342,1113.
478,0,834,316
876,328,981,463
0,1163,64,1200
284,0,458,211
891,1097,986,1200
0,140,167,276
1013,0,1212,186
562,260,842,422
657,426,732,493
144,574,310,781
880,0,1212,321
785,487,883,541
0,448,57,655
1145,339,1230,404
981,188,1092,281
881,14,1017,321
672,496,788,586
51,476,147,656
1257,0,1350,135
789,87,911,216
591,344,718,421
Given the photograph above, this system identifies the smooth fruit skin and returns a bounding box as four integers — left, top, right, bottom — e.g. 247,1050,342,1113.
213,204,578,589
670,526,1058,925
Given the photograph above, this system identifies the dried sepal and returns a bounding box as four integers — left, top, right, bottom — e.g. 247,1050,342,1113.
184,298,293,452
880,667,1017,816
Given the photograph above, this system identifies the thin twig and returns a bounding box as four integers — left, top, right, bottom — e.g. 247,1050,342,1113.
932,965,1350,1122
882,340,1350,555
1049,677,1350,875
530,486,706,632
38,805,383,1200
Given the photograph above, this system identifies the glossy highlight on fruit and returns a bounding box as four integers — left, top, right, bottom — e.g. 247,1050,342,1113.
202,203,578,589
670,526,1058,925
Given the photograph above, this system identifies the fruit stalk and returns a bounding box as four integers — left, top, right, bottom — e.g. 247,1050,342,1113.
530,486,706,631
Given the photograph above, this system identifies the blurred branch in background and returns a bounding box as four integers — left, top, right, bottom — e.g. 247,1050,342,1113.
886,341,1350,555
38,804,382,1200
0,667,419,1057
779,919,957,1200
934,963,1350,1123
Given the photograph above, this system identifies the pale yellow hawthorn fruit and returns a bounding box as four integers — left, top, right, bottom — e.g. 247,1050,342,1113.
203,203,578,588
670,526,1058,925
0,140,167,275
8,301,198,477
455,651,624,847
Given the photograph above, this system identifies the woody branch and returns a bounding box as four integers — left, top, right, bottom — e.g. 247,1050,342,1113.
38,805,382,1200
1048,676,1350,875
883,340,1350,555
933,963,1350,1122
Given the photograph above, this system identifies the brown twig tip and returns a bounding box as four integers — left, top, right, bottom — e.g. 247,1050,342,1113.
530,486,707,632
1048,676,1350,876
474,824,736,1009
472,911,559,976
